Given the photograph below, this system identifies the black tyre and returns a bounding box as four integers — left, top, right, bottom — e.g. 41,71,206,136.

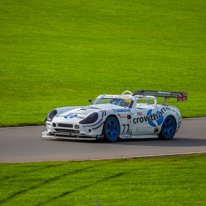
158,116,176,140
103,116,120,142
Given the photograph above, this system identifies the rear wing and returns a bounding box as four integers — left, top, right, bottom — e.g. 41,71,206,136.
133,90,187,104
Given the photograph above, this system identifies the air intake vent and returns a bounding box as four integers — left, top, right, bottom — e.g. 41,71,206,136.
55,129,80,134
58,123,73,128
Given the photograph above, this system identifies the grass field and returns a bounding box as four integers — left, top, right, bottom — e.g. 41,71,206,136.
0,154,206,205
0,0,206,127
1,2,205,205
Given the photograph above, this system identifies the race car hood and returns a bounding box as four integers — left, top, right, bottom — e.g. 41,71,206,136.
52,104,132,124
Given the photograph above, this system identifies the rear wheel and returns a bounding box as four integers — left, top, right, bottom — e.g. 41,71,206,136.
104,117,120,142
158,116,176,140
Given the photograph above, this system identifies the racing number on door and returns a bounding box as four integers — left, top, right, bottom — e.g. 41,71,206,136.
121,124,131,134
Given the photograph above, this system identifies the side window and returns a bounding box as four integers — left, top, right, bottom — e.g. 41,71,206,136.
136,99,155,105
135,99,156,109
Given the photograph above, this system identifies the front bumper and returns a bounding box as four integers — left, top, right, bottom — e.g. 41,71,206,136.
45,119,104,138
42,131,98,140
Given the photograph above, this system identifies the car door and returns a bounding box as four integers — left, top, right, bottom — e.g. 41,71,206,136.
118,109,135,136
132,106,157,135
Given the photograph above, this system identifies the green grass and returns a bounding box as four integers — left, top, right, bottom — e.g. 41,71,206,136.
0,0,206,126
0,154,206,205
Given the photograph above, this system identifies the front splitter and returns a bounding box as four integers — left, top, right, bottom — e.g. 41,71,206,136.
42,131,97,140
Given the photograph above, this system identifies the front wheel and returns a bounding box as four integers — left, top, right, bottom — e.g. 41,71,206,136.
103,117,120,142
158,116,176,140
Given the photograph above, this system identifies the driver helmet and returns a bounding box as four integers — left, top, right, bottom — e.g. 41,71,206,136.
121,101,129,107
112,99,121,105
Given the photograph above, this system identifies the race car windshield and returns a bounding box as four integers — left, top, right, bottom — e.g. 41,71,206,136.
92,98,133,108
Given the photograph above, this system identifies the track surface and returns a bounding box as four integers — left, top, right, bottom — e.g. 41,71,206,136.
0,118,206,163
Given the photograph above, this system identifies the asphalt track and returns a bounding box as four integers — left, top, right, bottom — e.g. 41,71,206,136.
0,118,206,163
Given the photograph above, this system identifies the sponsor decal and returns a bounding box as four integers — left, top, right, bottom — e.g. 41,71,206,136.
158,91,171,94
137,112,143,115
124,99,131,102
121,135,131,138
64,113,84,119
127,119,131,124
121,123,131,134
170,108,180,117
177,92,187,101
121,116,127,118
104,95,116,98
178,121,181,128
112,109,131,112
148,109,164,127
133,107,173,127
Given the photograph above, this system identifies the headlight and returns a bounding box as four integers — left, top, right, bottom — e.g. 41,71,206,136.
79,112,98,124
48,109,57,121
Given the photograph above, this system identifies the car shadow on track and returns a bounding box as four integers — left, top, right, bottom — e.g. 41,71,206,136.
46,136,206,147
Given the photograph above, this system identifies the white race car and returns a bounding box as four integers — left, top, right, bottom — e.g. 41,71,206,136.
42,90,187,142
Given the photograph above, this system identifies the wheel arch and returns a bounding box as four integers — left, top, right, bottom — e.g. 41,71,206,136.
164,114,177,129
101,114,120,135
158,114,177,140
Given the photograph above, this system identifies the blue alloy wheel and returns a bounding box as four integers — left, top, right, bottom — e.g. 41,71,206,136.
104,117,120,142
158,116,176,140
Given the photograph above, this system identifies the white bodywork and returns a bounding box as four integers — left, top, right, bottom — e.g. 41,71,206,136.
42,90,182,140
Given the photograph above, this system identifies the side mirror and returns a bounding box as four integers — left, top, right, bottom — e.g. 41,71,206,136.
88,99,92,103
